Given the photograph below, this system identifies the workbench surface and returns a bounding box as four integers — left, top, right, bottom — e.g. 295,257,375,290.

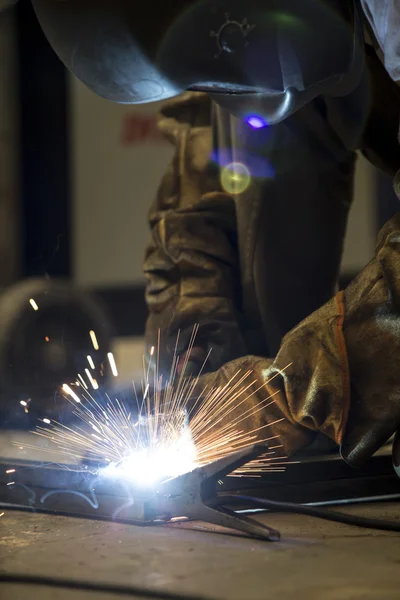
0,503,399,600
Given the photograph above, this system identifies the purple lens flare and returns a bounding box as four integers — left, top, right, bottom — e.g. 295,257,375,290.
246,115,268,129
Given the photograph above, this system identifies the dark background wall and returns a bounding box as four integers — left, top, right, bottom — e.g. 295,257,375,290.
16,0,70,279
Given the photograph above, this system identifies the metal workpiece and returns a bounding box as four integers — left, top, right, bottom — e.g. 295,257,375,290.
1,436,399,545
138,444,280,541
12,445,395,540
2,443,280,541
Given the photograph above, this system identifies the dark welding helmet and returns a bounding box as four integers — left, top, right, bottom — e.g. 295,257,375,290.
32,0,364,125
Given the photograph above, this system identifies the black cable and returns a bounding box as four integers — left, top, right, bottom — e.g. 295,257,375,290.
219,495,400,533
0,573,212,600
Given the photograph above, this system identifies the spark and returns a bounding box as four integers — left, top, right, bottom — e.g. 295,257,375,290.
29,298,39,311
0,513,4,518
20,401,27,407
85,369,99,390
42,418,51,425
62,384,81,404
45,336,50,342
89,330,99,351
7,482,14,486
87,355,95,370
77,373,88,390
107,352,118,377
5,469,15,474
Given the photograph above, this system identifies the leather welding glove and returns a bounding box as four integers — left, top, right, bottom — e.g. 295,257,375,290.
191,213,400,467
144,92,247,376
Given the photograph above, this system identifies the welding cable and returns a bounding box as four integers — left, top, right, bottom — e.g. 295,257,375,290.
219,495,400,532
0,573,211,600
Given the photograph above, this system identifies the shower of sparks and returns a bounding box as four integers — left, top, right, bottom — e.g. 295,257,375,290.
89,330,99,351
30,326,291,486
107,352,118,377
87,355,95,370
29,298,39,311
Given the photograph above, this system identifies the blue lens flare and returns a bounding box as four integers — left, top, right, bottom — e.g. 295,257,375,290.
246,115,268,129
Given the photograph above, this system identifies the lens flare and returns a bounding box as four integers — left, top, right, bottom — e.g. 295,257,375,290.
220,162,251,195
246,115,268,129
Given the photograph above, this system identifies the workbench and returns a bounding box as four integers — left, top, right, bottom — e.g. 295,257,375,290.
1,430,399,600
1,502,399,600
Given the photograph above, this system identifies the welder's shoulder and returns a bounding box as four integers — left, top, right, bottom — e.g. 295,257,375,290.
157,92,212,141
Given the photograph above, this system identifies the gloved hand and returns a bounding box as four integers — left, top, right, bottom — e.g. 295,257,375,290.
190,213,400,467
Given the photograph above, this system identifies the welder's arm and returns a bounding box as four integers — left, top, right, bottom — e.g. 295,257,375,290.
193,212,400,466
144,92,247,374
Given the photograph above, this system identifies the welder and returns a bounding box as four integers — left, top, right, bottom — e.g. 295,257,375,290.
32,0,400,467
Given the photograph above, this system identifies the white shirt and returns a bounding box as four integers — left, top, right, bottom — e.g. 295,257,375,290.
361,1,400,82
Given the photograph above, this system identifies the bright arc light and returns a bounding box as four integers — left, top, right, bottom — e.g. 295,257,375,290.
101,428,197,487
89,330,99,351
62,384,81,404
29,298,39,311
107,352,118,377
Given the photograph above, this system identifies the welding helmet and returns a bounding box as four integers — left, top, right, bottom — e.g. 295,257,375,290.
32,0,364,125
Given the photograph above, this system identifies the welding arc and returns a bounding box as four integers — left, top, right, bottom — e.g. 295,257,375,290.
219,495,400,533
0,572,211,600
